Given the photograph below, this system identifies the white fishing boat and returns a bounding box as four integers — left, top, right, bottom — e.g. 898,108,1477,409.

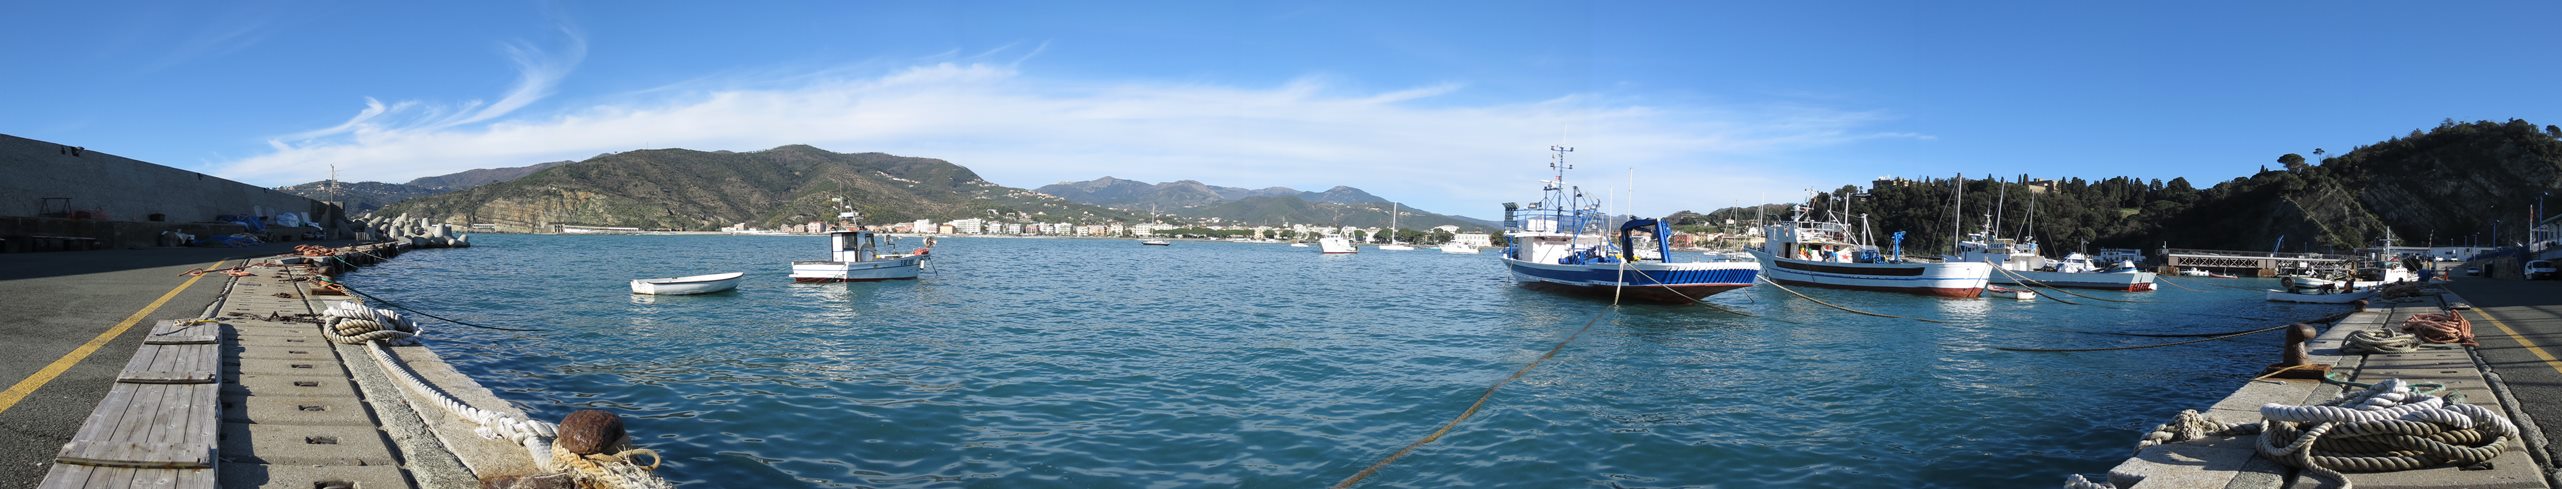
2177,268,2212,277
1318,235,1357,254
2267,288,2376,304
1378,243,1414,251
1951,197,2153,291
1438,243,1478,254
1499,146,1758,304
629,272,744,295
789,212,931,282
1289,241,1310,248
1751,203,1991,298
1141,239,1171,246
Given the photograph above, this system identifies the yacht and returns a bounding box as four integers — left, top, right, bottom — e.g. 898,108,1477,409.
1953,227,2156,291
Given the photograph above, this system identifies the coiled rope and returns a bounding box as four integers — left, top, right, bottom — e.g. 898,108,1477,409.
2079,379,2516,489
1753,275,1950,324
2252,379,2516,489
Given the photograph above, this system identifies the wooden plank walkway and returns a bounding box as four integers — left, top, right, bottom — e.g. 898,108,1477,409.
39,320,224,487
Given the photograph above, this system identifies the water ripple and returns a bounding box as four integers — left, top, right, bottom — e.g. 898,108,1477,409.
344,235,2310,487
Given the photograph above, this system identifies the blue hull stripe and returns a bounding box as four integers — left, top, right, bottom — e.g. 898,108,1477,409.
1507,264,1758,287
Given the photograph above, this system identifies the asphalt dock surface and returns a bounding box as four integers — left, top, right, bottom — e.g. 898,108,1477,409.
2450,275,2562,474
0,242,348,489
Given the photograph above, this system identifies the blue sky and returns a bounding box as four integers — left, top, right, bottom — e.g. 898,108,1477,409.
5,1,2557,218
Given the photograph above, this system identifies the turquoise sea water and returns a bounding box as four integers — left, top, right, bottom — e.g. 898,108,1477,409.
340,234,2349,487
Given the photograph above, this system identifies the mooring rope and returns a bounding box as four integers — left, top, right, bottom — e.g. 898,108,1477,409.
305,246,671,489
1994,311,2353,352
1335,255,1634,487
1753,275,1950,324
317,259,546,332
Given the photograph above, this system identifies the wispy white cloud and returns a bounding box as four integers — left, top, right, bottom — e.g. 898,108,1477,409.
142,13,275,72
221,56,1922,216
261,24,586,152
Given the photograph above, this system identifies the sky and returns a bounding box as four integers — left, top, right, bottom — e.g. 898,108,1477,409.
5,1,2559,219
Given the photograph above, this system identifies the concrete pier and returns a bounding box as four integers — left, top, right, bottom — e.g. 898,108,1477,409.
2098,286,2555,488
14,241,637,489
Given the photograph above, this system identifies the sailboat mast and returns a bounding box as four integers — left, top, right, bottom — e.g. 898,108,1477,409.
1950,173,1964,255
1993,176,2006,239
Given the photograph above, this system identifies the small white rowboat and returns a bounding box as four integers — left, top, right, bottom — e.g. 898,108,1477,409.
631,272,745,295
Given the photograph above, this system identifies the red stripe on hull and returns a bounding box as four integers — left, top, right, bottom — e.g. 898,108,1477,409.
1517,282,1752,304
790,277,918,283
1766,277,1983,298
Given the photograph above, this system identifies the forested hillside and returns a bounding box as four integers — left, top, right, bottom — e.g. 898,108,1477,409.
1673,119,2562,254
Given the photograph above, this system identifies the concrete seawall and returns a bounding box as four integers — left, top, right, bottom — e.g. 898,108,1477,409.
0,133,337,249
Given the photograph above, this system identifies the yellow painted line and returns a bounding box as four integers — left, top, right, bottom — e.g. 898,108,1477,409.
0,260,227,416
2470,307,2562,378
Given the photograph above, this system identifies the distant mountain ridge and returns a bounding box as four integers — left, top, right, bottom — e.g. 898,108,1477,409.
1036,177,1492,230
405,161,571,190
377,145,1137,231
277,162,569,213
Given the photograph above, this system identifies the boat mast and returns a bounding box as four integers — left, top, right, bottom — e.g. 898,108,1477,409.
1993,176,2006,242
1950,173,1964,256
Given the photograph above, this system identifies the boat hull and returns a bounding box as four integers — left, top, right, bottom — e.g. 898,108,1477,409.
789,256,926,282
630,272,745,295
2266,289,2376,304
1502,257,1758,304
1749,251,1991,298
1991,270,2157,291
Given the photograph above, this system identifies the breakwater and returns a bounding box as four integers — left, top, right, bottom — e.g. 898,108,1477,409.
35,240,669,489
0,134,340,250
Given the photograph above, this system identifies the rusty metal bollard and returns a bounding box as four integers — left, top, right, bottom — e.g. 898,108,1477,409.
2261,322,2331,379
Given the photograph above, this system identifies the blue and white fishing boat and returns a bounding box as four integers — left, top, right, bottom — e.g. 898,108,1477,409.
1498,146,1757,304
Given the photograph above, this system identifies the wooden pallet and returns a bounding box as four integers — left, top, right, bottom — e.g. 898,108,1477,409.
38,320,226,487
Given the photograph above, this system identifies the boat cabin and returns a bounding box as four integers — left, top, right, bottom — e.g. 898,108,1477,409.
828,230,886,263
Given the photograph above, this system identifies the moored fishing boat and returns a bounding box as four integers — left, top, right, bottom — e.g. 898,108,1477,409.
1956,231,2157,291
630,272,744,295
1438,243,1478,254
789,212,931,282
1750,206,1991,298
1498,146,1756,304
1317,235,1357,254
1141,239,1171,246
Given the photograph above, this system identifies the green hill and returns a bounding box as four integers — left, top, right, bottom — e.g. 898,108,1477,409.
379,145,1136,231
1677,119,2562,254
1037,177,1497,231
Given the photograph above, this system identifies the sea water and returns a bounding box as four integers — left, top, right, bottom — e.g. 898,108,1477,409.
340,234,2340,487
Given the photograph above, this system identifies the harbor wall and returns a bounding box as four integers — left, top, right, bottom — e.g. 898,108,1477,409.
0,133,336,249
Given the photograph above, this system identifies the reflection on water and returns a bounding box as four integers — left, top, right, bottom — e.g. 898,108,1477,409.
345,235,2330,488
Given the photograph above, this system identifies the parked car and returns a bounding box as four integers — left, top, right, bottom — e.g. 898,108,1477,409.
2466,266,2483,276
2528,260,2557,280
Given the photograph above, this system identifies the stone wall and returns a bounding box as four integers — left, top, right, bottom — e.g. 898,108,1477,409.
0,133,334,226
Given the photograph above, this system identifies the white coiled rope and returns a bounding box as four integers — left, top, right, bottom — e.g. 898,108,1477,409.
324,301,669,489
2071,379,2516,489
